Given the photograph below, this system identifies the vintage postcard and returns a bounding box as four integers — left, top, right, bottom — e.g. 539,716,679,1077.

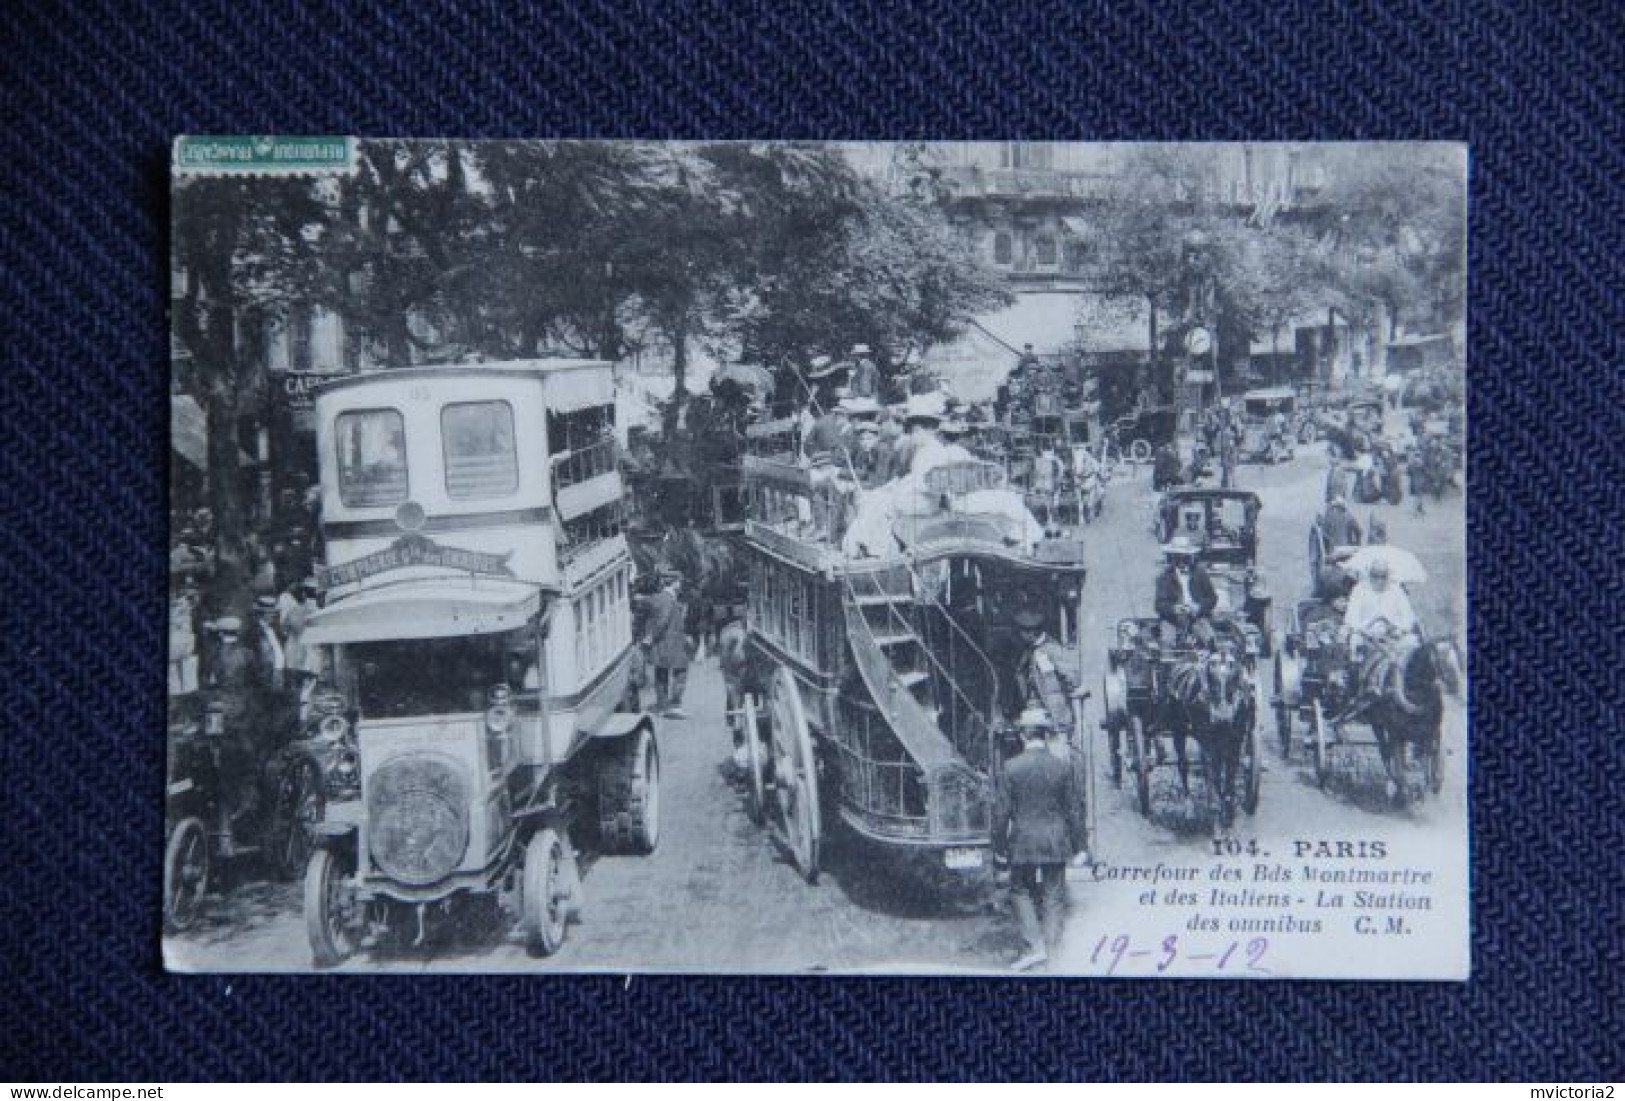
166,139,1467,977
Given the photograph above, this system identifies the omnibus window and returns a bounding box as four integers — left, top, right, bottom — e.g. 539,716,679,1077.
336,409,408,508
353,635,507,718
443,401,518,499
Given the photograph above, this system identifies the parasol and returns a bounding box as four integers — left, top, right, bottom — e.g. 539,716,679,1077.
1342,544,1427,584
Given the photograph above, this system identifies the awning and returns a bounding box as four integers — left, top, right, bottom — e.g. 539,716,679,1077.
542,362,617,414
1059,216,1091,236
171,394,256,469
305,579,546,645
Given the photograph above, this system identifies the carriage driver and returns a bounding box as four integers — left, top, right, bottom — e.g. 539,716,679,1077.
1154,537,1218,647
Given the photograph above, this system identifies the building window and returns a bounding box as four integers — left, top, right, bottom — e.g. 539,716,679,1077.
1034,235,1058,267
335,408,407,508
442,401,518,499
993,232,1013,265
289,307,313,373
999,142,1053,170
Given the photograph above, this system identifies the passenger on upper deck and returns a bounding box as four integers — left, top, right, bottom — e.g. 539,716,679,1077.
803,399,851,465
847,344,881,400
894,393,972,477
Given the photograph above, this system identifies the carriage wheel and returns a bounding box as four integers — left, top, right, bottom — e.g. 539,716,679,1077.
1242,717,1261,816
1311,698,1330,790
273,759,324,880
1272,656,1292,759
1130,438,1153,465
742,692,766,824
768,665,821,883
163,816,210,933
1130,715,1152,817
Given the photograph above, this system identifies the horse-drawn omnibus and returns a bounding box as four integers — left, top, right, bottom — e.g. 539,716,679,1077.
733,421,1090,882
298,360,659,966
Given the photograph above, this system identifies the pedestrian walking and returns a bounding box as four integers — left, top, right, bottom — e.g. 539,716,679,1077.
168,584,200,695
642,570,692,718
276,579,321,715
996,706,1087,971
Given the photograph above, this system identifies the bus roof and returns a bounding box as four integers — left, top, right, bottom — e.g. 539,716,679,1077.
305,578,549,645
315,359,612,396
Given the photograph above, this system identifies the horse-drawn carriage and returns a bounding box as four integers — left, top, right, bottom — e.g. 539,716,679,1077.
1099,618,1261,835
733,427,1089,882
1273,547,1461,805
1407,418,1462,500
1153,488,1274,655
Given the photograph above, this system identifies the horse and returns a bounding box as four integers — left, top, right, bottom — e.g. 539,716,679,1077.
1166,644,1255,836
717,618,750,760
1352,635,1463,804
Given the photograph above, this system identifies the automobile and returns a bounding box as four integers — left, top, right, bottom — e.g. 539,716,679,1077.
163,689,352,932
1237,387,1298,463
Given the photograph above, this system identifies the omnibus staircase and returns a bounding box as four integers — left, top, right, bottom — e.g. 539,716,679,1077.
841,568,999,783
778,365,1004,813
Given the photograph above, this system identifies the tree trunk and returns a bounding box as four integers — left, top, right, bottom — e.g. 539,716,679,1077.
384,314,413,368
664,317,689,437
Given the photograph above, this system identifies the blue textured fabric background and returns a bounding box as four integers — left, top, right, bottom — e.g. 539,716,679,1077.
3,0,1621,1082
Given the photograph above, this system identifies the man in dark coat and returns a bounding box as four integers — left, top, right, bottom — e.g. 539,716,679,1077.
1154,537,1218,647
995,706,1086,971
641,571,692,718
1320,495,1361,548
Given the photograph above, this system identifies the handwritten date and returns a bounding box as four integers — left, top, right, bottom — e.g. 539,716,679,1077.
1089,933,1271,976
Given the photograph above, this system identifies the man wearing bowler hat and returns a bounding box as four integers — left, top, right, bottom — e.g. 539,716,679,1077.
996,705,1087,971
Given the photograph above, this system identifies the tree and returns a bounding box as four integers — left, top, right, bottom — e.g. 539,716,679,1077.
1303,143,1466,344
316,140,489,366
1084,145,1230,361
713,146,1011,387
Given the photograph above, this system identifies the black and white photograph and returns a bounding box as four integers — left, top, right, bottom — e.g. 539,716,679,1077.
165,139,1467,977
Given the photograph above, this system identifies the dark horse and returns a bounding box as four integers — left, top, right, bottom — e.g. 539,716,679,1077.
1167,645,1255,836
1353,635,1463,805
